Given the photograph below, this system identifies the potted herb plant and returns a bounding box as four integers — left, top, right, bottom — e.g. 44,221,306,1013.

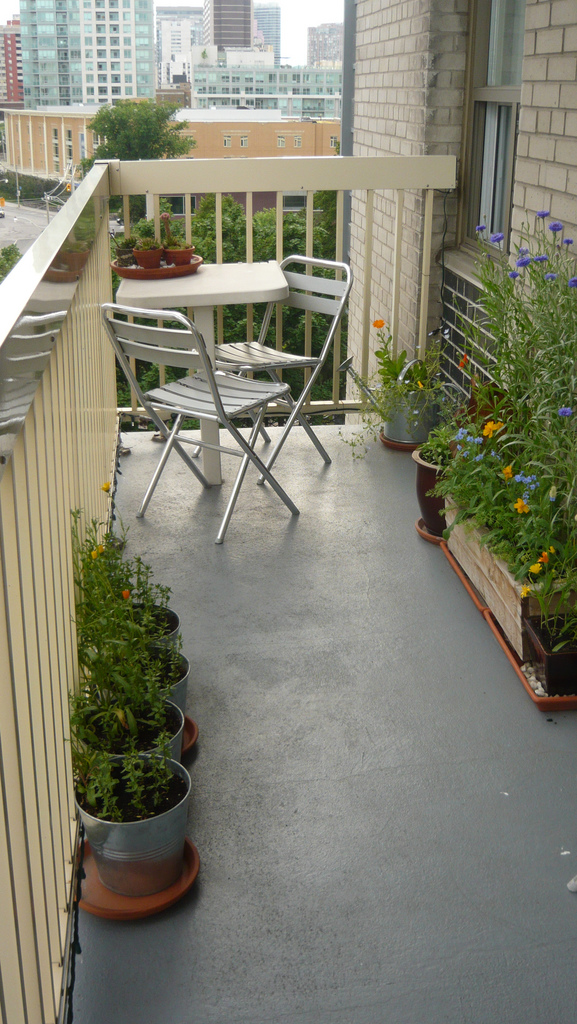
113,234,139,267
75,747,192,896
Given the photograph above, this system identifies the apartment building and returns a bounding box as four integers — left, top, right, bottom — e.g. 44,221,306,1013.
190,64,341,117
203,0,253,48
307,22,343,68
0,18,23,104
19,0,155,108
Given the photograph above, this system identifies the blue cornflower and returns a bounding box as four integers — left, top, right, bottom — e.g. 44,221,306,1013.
475,224,486,232
490,232,504,243
569,278,577,288
544,273,557,281
549,221,564,233
523,492,530,502
533,254,548,262
536,210,550,218
474,453,484,462
473,437,483,445
558,407,573,417
518,247,529,255
516,256,532,267
455,427,468,440
461,450,469,458
509,271,519,279
514,474,523,483
456,444,462,452
564,238,573,245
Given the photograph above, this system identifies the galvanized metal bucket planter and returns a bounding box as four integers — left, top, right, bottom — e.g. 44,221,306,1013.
77,757,192,897
381,392,440,446
169,654,190,717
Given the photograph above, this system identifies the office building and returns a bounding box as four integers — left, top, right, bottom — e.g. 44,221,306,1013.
254,3,280,65
203,0,253,49
307,23,343,68
0,18,23,104
156,7,204,85
20,0,155,108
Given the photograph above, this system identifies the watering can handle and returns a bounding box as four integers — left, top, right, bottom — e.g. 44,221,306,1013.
397,358,422,383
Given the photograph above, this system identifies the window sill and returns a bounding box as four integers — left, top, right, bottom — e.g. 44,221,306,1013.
443,247,482,288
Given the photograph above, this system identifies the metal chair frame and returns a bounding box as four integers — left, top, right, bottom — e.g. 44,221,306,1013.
214,255,353,477
101,303,299,544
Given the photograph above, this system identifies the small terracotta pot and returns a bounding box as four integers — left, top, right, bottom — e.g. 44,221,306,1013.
164,246,195,267
133,247,163,269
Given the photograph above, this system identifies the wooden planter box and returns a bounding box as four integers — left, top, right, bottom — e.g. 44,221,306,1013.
445,506,540,662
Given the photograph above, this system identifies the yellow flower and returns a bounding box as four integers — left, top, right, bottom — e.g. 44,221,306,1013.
503,465,513,481
514,497,529,514
549,546,555,553
372,319,385,329
483,420,505,438
529,563,542,575
98,544,104,554
417,380,424,388
520,585,531,598
91,549,99,560
101,481,111,492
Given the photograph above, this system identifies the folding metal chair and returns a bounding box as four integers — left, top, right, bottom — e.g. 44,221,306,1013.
214,255,352,476
101,303,299,544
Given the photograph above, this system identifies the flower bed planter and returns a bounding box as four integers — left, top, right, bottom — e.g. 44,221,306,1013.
444,505,539,662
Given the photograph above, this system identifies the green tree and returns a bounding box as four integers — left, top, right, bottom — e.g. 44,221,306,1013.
86,101,193,165
0,243,21,281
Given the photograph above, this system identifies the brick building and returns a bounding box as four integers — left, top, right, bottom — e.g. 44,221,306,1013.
347,0,577,385
0,18,23,105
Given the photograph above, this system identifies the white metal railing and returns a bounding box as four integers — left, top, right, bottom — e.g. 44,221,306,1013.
0,165,116,1024
106,155,456,412
0,152,455,1024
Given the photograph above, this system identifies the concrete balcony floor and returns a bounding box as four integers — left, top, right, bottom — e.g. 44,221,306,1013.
74,425,577,1024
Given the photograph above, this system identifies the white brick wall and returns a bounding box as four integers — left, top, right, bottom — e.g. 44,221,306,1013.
512,0,577,240
349,0,468,374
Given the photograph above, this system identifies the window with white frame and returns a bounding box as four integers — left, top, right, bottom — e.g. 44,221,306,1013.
294,135,302,148
277,135,285,148
223,135,231,147
466,0,526,244
329,135,338,148
240,135,248,148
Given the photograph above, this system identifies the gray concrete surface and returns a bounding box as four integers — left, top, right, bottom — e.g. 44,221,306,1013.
73,425,577,1024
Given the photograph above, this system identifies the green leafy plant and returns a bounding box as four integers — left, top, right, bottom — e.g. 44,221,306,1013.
160,211,189,249
418,423,455,470
132,236,162,251
70,511,185,814
438,215,577,649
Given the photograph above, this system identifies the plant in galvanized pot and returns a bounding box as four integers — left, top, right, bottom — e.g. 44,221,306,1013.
75,747,191,896
113,234,139,267
436,216,577,696
345,321,458,455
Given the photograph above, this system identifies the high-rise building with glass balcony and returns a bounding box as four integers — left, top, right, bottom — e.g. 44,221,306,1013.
254,3,280,65
20,0,155,108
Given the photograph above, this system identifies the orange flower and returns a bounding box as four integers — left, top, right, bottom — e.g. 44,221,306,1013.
372,319,385,329
122,589,131,600
459,353,469,368
483,420,505,438
537,551,549,564
514,497,529,514
502,465,513,481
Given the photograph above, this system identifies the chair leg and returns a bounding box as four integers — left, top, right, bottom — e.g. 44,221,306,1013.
137,415,209,518
256,371,331,482
215,412,299,543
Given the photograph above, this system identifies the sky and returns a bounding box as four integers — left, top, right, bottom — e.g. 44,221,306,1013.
0,0,344,67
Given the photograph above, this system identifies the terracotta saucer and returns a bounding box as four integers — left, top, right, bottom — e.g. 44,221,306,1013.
79,838,200,920
415,517,444,545
182,715,199,755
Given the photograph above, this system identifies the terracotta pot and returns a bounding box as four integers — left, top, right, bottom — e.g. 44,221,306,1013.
164,246,195,267
523,616,577,696
133,247,163,269
61,248,90,272
411,448,445,536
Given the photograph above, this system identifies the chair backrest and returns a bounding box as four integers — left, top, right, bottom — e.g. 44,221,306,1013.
101,303,229,423
258,255,352,361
